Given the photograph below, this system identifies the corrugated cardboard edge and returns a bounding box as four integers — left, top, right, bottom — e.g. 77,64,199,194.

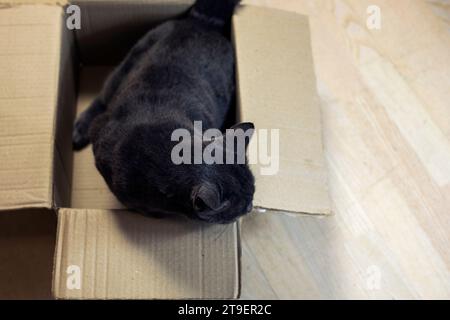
0,1,67,5
52,5,78,209
51,208,64,298
47,6,69,210
0,203,52,212
255,206,332,218
42,3,62,212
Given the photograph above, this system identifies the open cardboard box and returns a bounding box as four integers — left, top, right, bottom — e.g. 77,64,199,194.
0,0,330,299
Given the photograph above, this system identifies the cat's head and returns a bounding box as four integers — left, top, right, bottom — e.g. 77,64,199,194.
106,122,255,224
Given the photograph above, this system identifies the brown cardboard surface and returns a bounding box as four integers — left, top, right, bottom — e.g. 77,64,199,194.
53,208,239,299
233,6,331,215
0,5,62,211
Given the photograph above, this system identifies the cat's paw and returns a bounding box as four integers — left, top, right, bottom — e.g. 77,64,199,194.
72,119,90,150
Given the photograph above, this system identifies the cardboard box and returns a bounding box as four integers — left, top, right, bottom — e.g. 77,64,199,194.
0,0,330,299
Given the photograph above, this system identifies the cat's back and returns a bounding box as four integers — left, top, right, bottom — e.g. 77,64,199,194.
153,19,234,68
110,18,235,125
122,18,234,93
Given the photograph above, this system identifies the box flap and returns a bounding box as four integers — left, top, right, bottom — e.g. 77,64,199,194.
233,6,331,215
53,208,239,299
0,5,63,211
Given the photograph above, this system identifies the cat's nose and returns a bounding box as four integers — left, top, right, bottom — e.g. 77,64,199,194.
246,203,253,213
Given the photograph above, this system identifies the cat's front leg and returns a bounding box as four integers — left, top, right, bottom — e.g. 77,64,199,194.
72,97,106,150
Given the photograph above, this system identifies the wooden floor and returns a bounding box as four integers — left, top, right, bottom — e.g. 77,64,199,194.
240,0,450,299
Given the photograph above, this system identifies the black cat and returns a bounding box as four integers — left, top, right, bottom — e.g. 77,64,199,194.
73,0,255,224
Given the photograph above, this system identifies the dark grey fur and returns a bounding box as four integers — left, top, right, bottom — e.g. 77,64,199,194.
73,0,254,224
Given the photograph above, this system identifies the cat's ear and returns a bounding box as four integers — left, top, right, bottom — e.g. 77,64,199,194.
230,122,255,132
191,183,225,212
228,122,255,150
